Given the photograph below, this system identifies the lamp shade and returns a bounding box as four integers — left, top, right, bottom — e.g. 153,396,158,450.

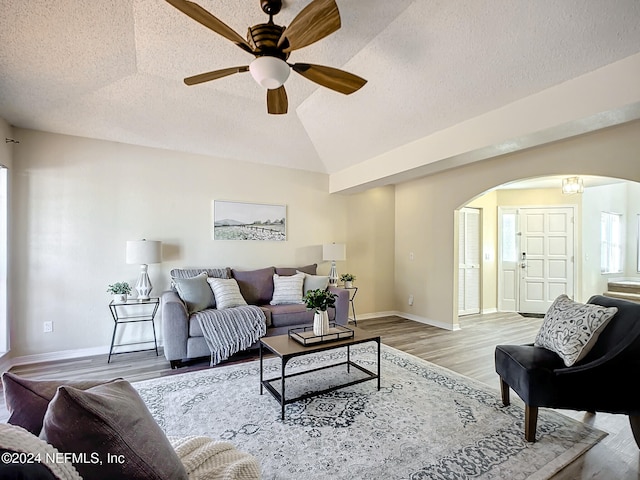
249,56,291,89
126,240,161,265
322,243,346,261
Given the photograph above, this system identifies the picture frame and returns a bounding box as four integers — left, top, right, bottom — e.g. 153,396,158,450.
213,200,286,241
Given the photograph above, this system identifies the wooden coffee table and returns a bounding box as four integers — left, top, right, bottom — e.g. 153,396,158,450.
259,326,381,419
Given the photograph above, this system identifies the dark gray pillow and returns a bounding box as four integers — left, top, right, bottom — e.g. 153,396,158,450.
40,379,187,480
172,271,216,313
2,372,115,435
275,264,317,276
232,267,276,305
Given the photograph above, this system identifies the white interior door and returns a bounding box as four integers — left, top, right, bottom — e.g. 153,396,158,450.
458,208,481,315
518,207,575,314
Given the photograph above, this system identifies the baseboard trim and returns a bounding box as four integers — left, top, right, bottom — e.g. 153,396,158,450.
395,311,459,331
355,311,397,321
9,345,111,368
482,307,498,314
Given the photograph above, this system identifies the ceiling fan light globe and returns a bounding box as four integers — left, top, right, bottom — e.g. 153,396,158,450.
249,56,290,89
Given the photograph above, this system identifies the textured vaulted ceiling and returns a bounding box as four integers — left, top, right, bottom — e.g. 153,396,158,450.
1,0,639,176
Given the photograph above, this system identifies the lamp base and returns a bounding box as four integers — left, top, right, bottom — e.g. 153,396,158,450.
328,261,338,287
135,264,152,300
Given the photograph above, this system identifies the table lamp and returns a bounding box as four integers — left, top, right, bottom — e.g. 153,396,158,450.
126,239,162,300
322,243,346,286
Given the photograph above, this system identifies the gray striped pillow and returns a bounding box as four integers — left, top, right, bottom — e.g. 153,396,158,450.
270,272,305,305
207,278,247,309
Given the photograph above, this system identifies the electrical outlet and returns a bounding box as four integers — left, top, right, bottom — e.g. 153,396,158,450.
43,321,53,333
408,295,414,306
409,252,414,261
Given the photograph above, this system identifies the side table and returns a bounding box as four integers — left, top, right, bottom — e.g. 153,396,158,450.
340,286,358,325
108,297,160,363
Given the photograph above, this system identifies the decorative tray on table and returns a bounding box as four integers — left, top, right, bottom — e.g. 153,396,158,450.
288,324,354,346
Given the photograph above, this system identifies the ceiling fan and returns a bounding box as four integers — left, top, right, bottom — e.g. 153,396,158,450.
165,0,367,114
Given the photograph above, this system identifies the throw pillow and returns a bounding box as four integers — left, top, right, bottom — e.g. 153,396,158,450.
40,380,188,480
275,264,318,276
534,294,618,367
1,373,116,435
270,272,305,305
298,271,330,295
172,272,216,313
207,278,248,309
231,267,275,305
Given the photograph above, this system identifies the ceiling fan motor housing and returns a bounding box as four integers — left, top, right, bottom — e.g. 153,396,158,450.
247,23,288,59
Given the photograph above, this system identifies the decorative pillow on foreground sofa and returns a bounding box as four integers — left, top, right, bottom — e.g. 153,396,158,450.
163,264,349,368
1,373,260,480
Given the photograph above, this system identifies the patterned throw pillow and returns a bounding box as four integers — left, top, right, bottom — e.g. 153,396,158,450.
534,294,618,367
207,278,248,309
270,272,305,305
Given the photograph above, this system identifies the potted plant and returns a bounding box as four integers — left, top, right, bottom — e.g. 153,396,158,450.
340,273,356,288
304,289,337,336
107,282,132,303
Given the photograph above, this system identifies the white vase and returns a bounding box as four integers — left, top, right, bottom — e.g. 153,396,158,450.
313,310,330,336
344,281,353,288
113,294,127,303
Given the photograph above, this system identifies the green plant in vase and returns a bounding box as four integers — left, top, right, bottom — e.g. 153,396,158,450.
340,273,356,287
107,282,132,302
304,289,337,336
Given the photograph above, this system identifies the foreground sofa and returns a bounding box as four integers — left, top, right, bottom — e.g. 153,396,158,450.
162,265,349,368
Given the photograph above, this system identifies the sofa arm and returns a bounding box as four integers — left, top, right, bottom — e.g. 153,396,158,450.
329,287,349,326
161,290,189,362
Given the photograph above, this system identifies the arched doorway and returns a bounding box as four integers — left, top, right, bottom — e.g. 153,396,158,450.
457,175,639,320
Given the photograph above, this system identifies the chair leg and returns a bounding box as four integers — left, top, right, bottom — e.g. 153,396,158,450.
629,415,640,449
525,405,538,442
499,378,510,406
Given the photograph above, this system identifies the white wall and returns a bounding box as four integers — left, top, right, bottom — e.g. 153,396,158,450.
10,128,360,358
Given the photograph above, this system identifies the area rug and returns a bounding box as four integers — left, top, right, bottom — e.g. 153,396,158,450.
134,345,605,480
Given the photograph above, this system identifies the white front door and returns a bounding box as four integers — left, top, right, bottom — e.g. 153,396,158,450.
458,208,481,315
498,206,575,314
518,207,575,314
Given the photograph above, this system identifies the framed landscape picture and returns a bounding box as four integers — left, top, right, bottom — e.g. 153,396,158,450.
213,200,286,241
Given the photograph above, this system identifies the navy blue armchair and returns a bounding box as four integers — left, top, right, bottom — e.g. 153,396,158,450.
495,295,640,446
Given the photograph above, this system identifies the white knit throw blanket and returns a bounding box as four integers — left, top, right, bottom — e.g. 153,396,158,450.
170,436,261,480
195,305,267,366
0,423,82,480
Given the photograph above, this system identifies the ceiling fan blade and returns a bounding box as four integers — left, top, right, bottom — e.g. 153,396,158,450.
292,63,367,95
267,86,288,114
184,66,249,85
165,0,254,54
278,0,341,53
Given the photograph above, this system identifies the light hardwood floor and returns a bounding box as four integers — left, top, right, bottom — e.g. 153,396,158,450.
3,313,638,479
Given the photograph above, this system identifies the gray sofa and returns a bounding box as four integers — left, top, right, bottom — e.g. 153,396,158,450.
162,265,349,368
